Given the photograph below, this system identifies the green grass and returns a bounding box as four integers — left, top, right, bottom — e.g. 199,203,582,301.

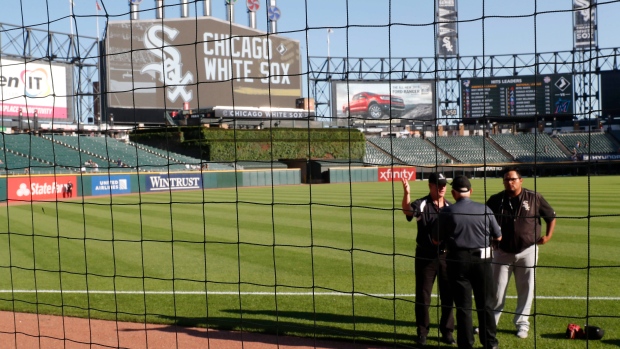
0,176,620,348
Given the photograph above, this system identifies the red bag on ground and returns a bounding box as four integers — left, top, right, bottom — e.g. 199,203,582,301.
566,323,584,339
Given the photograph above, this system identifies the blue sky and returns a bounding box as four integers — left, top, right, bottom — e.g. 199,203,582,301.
3,0,620,59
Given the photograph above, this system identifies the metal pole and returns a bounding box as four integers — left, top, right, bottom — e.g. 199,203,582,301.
269,0,277,33
203,0,211,16
155,0,164,19
226,3,234,22
180,0,189,18
130,3,139,20
249,10,256,28
327,28,333,57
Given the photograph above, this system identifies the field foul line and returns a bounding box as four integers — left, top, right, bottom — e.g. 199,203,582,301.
1,290,619,301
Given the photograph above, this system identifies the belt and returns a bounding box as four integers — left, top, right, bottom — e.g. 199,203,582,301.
450,246,492,259
416,244,448,254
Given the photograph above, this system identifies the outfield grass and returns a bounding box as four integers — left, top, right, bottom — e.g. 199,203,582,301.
0,175,619,348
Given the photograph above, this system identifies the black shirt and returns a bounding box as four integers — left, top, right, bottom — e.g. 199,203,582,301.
486,188,556,253
406,195,451,252
437,198,501,250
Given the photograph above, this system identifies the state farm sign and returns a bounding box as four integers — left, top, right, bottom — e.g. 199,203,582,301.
378,167,416,182
8,176,77,201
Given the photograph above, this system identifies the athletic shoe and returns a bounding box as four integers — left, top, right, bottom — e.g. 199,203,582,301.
416,335,427,345
441,333,456,345
517,328,528,338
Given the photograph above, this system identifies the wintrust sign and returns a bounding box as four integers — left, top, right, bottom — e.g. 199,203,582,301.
378,167,417,182
146,174,202,191
8,176,77,201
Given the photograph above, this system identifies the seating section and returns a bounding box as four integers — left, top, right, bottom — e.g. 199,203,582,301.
0,149,56,174
491,133,567,162
556,133,619,154
127,141,234,170
48,135,190,172
2,134,88,173
367,137,449,165
364,142,401,165
428,136,511,164
4,132,616,175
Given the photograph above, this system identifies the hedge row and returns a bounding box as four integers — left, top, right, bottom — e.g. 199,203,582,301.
184,140,364,161
182,127,366,142
131,127,365,161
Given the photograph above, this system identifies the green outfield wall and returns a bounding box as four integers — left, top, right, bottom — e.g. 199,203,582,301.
0,169,301,201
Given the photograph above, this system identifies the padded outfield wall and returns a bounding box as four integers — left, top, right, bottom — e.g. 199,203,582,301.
0,169,301,202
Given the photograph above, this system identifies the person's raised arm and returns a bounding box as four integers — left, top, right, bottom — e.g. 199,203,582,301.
401,177,413,216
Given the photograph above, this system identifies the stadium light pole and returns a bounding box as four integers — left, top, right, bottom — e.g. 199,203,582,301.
33,110,38,131
18,108,23,132
69,0,74,37
327,28,333,58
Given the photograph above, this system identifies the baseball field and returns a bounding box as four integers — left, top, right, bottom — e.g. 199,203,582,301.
0,175,618,348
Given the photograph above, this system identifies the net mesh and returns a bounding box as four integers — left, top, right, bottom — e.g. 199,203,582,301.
0,0,619,348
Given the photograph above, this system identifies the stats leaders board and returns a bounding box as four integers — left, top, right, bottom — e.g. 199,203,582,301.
461,74,574,120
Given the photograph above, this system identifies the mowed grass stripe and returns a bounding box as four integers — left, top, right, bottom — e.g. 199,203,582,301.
0,177,619,348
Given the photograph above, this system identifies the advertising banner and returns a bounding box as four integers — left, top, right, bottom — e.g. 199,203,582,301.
91,175,131,196
377,167,416,182
105,17,301,114
8,176,77,201
0,58,70,119
436,0,458,56
573,0,597,49
333,81,435,124
146,173,202,192
212,106,312,119
461,74,574,119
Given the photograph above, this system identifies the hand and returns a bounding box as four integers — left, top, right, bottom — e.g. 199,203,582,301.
401,177,410,195
537,235,551,245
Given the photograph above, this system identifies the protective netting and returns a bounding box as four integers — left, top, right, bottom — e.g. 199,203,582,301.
0,1,620,348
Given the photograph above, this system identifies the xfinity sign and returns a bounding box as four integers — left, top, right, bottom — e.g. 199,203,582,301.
146,174,202,191
378,167,417,182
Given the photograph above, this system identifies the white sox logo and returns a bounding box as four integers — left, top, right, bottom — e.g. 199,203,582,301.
141,25,194,103
522,200,531,212
574,0,595,22
442,37,454,52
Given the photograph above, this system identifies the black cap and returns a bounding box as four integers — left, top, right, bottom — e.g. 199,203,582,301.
428,172,447,185
451,175,471,193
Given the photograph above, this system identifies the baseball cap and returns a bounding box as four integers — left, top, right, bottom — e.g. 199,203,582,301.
451,175,471,193
428,172,447,186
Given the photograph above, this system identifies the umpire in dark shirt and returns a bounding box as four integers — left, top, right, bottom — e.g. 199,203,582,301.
437,175,502,349
401,173,455,345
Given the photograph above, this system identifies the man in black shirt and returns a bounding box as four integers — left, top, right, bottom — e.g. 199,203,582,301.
438,175,502,349
66,181,73,198
486,167,556,339
401,172,455,345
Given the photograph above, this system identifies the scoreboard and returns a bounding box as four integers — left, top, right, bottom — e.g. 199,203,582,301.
601,70,620,117
461,74,574,119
